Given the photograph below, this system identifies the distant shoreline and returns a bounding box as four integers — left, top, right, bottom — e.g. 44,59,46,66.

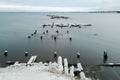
0,11,120,13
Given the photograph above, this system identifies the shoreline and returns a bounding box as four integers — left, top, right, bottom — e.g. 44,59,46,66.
0,56,91,80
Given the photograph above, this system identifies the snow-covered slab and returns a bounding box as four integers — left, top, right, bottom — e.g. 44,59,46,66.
27,56,37,65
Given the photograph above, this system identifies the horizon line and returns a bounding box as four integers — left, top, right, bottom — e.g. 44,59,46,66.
0,11,119,13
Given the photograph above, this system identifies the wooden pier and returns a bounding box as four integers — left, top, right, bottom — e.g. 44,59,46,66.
100,63,120,67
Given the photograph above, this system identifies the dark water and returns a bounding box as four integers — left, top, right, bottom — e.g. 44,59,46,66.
0,12,120,80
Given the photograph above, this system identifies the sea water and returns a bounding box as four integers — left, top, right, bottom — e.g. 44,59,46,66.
0,12,120,80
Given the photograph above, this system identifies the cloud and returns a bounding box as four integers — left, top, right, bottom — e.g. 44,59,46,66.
0,4,96,12
0,0,120,11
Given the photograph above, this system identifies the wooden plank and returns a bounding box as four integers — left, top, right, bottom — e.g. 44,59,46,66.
27,56,37,65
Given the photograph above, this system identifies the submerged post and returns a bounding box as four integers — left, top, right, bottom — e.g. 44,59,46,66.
25,51,28,57
51,22,54,28
28,36,31,39
54,51,57,58
31,34,34,36
77,52,80,58
40,36,43,40
54,36,57,41
67,30,69,34
4,50,8,56
46,30,48,33
103,50,108,60
69,36,72,41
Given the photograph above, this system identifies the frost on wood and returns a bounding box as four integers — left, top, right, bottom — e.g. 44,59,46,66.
27,56,37,65
58,56,63,72
70,66,74,77
77,63,83,71
64,58,68,74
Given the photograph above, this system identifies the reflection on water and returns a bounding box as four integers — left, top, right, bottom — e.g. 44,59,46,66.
85,65,104,73
103,58,108,63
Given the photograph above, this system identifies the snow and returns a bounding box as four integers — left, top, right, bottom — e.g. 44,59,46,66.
0,56,92,80
80,72,86,80
0,63,72,80
77,53,80,56
4,50,8,53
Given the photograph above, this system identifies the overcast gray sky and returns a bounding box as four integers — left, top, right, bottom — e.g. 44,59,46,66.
0,0,120,12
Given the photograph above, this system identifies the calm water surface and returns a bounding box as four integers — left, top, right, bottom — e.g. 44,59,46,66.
0,12,120,80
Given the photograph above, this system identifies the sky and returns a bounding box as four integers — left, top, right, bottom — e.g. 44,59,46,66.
0,0,120,12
